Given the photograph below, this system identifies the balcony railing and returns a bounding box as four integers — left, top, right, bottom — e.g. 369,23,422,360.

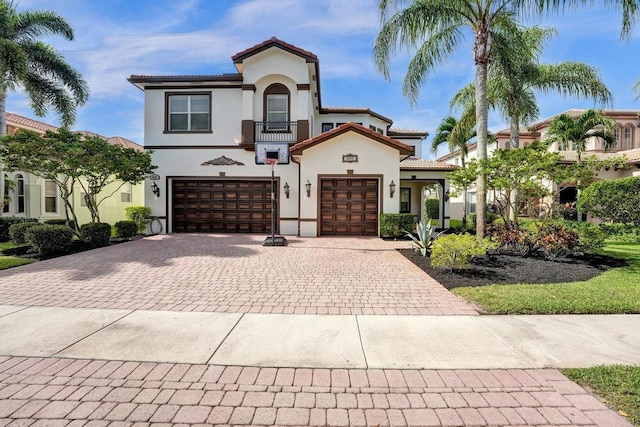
241,120,309,145
254,121,298,143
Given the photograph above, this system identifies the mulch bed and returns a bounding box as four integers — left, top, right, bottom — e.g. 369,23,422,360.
398,248,629,289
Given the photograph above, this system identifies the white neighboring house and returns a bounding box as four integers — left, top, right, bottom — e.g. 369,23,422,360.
438,109,640,221
2,112,145,226
129,37,456,236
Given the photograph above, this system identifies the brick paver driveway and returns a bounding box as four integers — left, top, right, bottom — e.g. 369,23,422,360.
0,234,475,316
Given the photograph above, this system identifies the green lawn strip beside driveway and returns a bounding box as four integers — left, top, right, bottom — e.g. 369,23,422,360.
563,365,640,426
0,242,34,270
452,242,640,314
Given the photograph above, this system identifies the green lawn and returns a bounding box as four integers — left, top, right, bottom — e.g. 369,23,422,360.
563,365,640,426
0,256,34,270
0,241,17,251
452,242,640,314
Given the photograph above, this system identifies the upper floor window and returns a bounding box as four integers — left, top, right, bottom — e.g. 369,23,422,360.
264,84,289,131
44,179,57,213
625,125,633,150
166,92,211,132
614,126,622,150
16,174,24,214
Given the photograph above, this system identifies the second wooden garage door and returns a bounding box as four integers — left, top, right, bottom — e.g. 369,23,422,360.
172,180,275,233
320,178,379,236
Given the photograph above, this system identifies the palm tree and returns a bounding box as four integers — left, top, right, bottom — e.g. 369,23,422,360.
0,0,88,211
431,115,476,227
545,109,616,163
451,26,612,150
374,0,529,238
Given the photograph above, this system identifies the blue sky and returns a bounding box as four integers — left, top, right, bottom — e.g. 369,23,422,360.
9,0,640,159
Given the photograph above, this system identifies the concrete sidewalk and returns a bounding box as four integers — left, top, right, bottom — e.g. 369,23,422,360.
1,305,638,369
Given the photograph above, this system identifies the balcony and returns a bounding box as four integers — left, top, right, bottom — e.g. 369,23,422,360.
241,120,309,146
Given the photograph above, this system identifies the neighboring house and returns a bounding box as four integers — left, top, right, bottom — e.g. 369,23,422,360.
129,37,455,236
2,112,144,226
438,109,640,220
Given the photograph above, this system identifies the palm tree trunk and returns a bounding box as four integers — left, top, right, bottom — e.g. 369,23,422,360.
0,91,6,216
474,27,491,239
508,114,520,221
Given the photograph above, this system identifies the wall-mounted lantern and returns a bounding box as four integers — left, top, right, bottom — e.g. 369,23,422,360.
389,180,396,198
151,182,160,197
305,180,311,197
284,182,290,199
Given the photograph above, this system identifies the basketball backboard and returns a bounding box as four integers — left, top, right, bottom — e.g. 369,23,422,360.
255,142,290,165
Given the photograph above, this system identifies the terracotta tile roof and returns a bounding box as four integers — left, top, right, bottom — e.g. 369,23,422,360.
6,112,58,134
558,149,640,164
388,128,428,138
128,74,242,87
400,157,458,171
320,106,393,124
291,122,414,155
107,136,143,151
232,37,318,63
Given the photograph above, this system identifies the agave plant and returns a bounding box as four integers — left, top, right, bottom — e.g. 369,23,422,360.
404,219,442,257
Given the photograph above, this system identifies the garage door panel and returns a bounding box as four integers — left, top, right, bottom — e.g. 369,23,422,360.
320,178,379,236
172,179,276,233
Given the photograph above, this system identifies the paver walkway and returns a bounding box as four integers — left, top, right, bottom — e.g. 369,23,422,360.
0,357,631,426
0,235,476,316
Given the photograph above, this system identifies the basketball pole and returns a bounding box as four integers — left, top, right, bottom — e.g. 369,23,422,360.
263,157,287,246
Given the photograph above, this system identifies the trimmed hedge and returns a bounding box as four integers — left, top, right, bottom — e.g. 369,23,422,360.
424,199,440,221
9,222,41,245
44,218,77,229
380,213,415,238
80,222,112,248
0,217,38,242
25,225,74,256
115,220,137,239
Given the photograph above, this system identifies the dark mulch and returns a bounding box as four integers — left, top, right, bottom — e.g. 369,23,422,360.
398,249,629,289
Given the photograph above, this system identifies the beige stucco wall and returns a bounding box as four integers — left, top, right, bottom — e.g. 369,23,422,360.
297,132,401,237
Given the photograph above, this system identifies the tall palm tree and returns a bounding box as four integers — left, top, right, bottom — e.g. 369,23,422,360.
451,26,612,150
545,109,616,163
374,0,528,238
431,115,477,226
0,0,88,211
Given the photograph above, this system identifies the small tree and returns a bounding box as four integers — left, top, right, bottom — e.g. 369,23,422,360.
578,176,640,226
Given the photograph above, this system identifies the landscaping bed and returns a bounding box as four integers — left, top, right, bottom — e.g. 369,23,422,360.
399,248,627,289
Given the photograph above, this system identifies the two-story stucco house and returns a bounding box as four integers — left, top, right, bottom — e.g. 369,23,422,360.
129,38,456,237
438,109,640,220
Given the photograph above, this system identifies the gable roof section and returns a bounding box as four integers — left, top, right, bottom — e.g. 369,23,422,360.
291,122,414,155
320,106,393,124
400,157,458,171
232,37,318,65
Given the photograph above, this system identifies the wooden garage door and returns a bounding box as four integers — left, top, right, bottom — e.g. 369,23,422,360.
320,178,379,236
172,180,276,233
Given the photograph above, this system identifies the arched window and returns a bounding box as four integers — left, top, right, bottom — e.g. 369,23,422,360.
16,174,25,214
264,84,290,131
614,126,622,150
625,125,633,150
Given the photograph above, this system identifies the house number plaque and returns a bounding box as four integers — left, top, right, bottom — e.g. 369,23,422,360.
342,153,358,163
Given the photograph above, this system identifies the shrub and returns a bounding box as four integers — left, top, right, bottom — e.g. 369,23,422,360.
489,223,536,256
379,213,415,238
0,217,38,241
9,222,41,245
405,219,441,257
424,198,439,220
536,223,579,259
564,222,606,254
80,222,112,248
125,206,152,234
578,176,640,226
470,212,499,230
25,225,74,256
114,220,138,239
431,234,493,270
598,223,640,243
43,218,77,229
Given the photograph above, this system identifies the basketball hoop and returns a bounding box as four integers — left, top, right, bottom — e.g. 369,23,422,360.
263,158,279,167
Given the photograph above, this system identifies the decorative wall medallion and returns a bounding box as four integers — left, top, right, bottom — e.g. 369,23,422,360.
201,156,245,166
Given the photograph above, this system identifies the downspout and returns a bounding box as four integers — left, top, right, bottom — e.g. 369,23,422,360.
292,155,301,236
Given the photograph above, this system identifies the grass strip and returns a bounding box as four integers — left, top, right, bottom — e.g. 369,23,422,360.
563,365,640,426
